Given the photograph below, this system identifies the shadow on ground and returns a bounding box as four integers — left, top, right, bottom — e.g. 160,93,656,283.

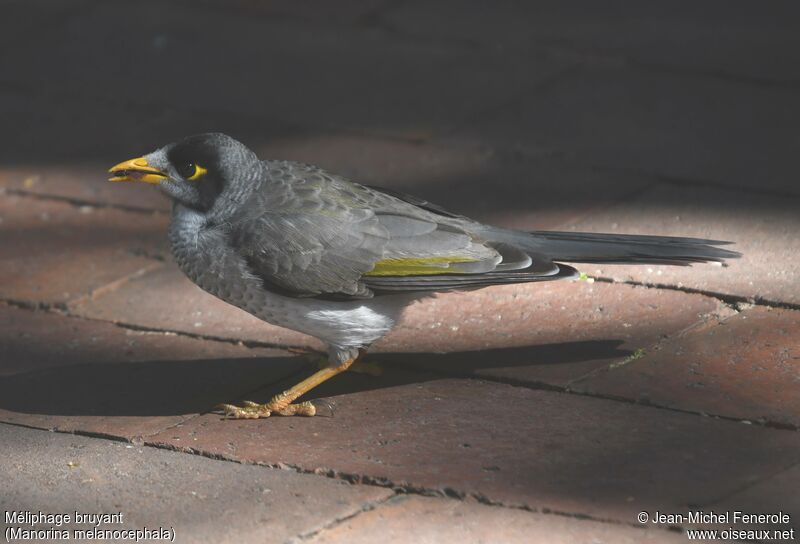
0,341,627,417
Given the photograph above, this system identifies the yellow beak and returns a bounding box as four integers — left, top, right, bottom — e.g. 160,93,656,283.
108,157,168,184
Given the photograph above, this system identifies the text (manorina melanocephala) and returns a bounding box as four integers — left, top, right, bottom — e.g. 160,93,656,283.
109,133,739,419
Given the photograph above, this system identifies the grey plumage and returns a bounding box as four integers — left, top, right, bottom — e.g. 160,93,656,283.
133,132,739,303
110,132,740,395
222,158,737,299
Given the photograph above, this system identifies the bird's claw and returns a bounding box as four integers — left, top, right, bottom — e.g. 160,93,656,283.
215,399,316,419
274,401,316,416
216,401,271,419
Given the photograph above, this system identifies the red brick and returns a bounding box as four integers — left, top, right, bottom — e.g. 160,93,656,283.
69,264,322,349
72,268,725,386
310,496,684,544
0,194,169,304
378,281,728,386
148,372,800,523
712,463,800,526
0,304,306,438
573,307,800,427
564,185,799,305
0,164,171,212
0,424,392,544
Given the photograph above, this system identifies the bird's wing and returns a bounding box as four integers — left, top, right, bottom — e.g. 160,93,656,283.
226,162,386,298
227,161,569,299
359,184,571,293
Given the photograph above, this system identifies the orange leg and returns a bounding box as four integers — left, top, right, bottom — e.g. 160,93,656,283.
217,353,360,419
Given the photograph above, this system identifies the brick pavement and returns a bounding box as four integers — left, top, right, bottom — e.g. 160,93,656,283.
1,1,798,542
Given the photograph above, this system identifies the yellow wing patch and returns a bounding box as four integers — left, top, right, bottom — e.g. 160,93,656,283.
365,256,479,277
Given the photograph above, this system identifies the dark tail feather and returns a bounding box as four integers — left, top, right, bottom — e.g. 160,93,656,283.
507,230,741,266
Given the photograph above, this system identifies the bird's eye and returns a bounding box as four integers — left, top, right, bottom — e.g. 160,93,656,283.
176,161,197,179
176,161,207,181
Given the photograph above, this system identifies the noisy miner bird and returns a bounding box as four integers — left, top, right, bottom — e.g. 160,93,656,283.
109,133,739,418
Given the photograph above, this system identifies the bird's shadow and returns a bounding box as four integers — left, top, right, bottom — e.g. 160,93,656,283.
0,340,628,417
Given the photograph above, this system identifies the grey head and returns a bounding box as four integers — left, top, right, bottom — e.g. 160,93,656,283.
109,132,263,214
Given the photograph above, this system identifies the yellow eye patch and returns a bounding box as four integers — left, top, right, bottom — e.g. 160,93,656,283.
186,164,208,181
